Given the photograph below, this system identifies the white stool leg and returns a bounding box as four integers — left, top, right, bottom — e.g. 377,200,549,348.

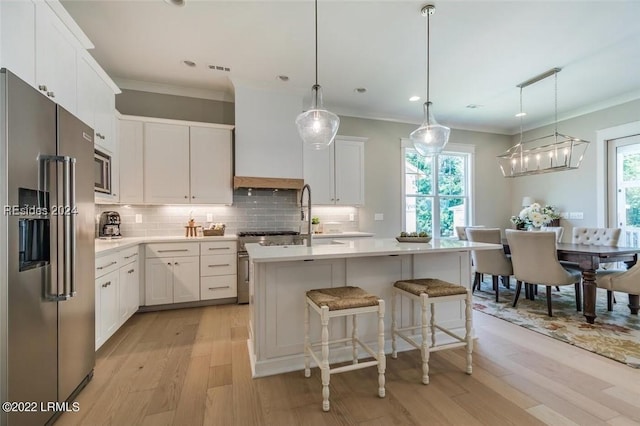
304,299,311,378
352,314,358,364
320,306,330,412
421,293,430,385
391,289,398,359
465,291,473,375
430,301,436,348
377,300,386,398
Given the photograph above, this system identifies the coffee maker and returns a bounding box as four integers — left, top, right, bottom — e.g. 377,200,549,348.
98,211,122,239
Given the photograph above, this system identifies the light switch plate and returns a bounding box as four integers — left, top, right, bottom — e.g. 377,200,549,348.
374,213,384,221
135,214,142,223
206,213,213,222
560,212,569,219
349,213,355,221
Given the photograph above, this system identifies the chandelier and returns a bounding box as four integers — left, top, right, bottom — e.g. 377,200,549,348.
497,68,589,178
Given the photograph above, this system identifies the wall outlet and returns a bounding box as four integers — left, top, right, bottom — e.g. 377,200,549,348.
206,213,213,222
135,214,142,223
374,213,384,221
349,213,355,221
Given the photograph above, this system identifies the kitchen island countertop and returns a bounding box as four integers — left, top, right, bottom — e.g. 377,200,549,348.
245,237,501,263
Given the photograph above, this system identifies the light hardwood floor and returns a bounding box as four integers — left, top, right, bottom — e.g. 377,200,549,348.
57,304,640,425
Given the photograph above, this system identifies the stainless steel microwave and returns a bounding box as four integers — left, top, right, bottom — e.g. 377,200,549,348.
94,149,111,194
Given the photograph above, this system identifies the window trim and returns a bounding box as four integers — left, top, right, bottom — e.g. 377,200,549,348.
400,139,475,236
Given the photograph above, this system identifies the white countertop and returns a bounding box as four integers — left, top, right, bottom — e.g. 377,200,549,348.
95,234,237,256
311,231,374,239
245,237,502,263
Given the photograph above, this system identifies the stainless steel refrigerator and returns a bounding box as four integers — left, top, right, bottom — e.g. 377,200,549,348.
0,69,95,425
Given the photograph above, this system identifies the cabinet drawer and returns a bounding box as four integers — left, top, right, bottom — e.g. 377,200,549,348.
200,254,237,276
95,252,120,278
200,275,236,300
119,246,140,265
201,241,236,254
146,243,199,258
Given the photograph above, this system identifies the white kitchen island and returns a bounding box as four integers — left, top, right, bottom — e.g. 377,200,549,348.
245,238,502,377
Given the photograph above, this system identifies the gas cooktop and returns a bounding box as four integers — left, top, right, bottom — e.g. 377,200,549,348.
237,230,300,237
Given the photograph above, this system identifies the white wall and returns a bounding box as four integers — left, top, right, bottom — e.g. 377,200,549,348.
337,116,513,237
510,99,640,235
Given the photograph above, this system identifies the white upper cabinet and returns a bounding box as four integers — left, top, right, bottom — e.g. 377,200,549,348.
144,122,191,204
34,1,78,113
137,117,233,205
118,119,144,204
77,54,116,152
0,0,36,85
304,136,366,206
190,126,233,204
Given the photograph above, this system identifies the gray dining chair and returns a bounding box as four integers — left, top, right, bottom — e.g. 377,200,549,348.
596,264,640,314
505,230,582,316
466,228,512,302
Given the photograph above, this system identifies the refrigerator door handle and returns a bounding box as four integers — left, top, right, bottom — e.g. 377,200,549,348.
38,154,76,301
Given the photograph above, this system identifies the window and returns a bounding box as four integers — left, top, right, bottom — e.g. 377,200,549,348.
607,135,640,247
402,140,473,237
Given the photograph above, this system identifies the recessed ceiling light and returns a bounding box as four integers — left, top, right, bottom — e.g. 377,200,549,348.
183,60,196,67
409,96,421,102
354,87,367,94
515,112,527,117
466,104,482,109
208,65,231,72
277,75,289,82
165,0,185,6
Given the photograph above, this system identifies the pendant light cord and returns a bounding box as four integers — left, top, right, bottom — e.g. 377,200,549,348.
554,70,558,136
518,86,524,144
425,9,430,103
315,0,318,86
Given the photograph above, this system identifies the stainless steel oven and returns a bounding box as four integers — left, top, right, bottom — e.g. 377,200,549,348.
236,231,301,304
94,148,111,195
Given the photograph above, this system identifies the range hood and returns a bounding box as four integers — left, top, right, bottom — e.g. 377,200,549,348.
233,176,304,190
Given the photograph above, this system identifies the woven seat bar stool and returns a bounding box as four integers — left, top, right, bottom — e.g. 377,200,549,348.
391,278,472,385
304,286,386,412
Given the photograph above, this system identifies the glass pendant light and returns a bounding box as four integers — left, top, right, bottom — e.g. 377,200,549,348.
410,4,450,156
296,0,340,150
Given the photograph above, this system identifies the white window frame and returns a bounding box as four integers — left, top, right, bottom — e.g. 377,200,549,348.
400,139,475,237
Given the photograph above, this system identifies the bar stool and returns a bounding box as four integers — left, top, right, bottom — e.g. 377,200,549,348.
391,278,472,384
304,286,386,412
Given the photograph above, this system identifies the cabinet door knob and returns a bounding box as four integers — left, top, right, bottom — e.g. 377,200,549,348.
47,91,55,98
167,262,171,266
184,196,188,199
38,85,47,91
192,196,195,199
174,262,179,265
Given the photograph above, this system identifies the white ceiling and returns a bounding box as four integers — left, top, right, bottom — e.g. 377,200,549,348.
60,0,640,135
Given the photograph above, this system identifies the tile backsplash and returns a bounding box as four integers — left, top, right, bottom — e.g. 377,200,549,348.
96,188,360,237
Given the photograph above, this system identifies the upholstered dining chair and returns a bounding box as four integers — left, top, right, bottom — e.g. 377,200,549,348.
596,264,640,314
540,226,564,244
465,228,512,302
505,230,582,316
572,227,621,246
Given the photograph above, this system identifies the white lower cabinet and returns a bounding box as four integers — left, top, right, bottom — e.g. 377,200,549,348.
145,242,200,306
95,246,141,350
95,269,119,350
200,241,237,300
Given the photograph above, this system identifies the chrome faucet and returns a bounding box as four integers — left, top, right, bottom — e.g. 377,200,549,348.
300,184,312,247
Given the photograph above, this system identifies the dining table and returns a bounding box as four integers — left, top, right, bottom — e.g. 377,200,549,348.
503,241,640,324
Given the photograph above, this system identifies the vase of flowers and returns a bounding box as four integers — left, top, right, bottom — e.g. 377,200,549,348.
510,203,561,229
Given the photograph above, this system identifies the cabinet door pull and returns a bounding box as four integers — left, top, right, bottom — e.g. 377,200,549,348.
124,253,138,259
208,264,230,268
208,247,229,251
101,281,111,288
97,261,117,270
127,269,135,274
157,249,189,253
208,286,230,290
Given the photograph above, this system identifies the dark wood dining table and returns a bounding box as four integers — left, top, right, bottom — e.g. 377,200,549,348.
503,241,640,324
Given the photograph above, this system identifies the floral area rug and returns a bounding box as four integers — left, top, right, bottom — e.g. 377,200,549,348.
472,279,640,368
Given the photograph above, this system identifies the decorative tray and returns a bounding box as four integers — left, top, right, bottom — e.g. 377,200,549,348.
396,237,432,243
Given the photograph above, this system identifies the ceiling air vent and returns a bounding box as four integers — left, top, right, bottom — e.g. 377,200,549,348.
208,65,231,72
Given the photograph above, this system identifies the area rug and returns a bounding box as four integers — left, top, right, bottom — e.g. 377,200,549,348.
472,281,640,368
